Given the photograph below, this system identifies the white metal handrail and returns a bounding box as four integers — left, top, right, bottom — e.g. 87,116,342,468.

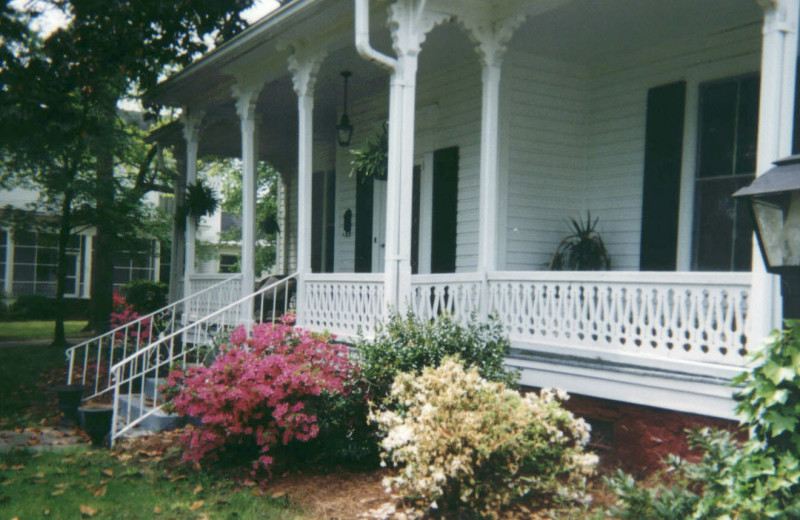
109,273,298,444
65,274,243,400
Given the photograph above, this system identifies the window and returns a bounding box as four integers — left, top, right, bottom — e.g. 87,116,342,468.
112,239,157,287
693,75,759,271
12,231,80,297
219,254,238,273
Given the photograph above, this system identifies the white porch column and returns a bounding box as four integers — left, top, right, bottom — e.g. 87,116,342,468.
181,111,203,301
233,86,261,319
751,0,799,339
463,14,525,316
288,47,325,326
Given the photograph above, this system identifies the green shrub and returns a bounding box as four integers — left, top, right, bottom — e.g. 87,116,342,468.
356,311,517,402
9,294,56,320
121,280,168,314
604,322,800,519
372,357,597,519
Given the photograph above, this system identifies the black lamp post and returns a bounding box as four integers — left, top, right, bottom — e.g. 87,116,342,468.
734,154,800,318
336,71,353,147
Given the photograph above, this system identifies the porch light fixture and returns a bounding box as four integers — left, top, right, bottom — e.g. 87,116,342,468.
336,71,353,147
733,154,800,274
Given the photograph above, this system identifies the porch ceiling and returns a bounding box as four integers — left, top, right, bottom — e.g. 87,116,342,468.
155,0,764,168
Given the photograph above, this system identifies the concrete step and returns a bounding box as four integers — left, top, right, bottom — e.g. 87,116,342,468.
117,394,184,432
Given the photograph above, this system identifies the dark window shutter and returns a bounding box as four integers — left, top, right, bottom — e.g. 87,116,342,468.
431,147,459,273
639,81,686,271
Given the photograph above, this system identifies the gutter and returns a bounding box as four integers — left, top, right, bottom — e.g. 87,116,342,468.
354,0,396,71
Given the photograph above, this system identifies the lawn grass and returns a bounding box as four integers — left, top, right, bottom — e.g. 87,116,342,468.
0,447,306,520
0,344,67,428
0,320,88,341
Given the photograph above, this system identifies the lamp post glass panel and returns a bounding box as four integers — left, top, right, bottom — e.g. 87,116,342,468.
734,155,800,318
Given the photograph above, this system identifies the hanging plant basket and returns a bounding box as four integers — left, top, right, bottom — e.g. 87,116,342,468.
178,180,219,223
350,124,388,181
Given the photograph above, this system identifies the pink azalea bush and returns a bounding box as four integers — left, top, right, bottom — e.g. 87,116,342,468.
109,293,151,342
163,316,359,473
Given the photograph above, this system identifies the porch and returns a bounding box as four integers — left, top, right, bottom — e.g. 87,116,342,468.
145,0,800,421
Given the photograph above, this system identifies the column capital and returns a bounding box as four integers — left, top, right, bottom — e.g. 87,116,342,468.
181,110,205,144
232,84,261,122
388,0,450,57
458,13,526,69
759,0,799,34
287,44,327,99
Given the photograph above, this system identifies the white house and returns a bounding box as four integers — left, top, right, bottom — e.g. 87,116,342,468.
73,0,800,436
0,187,169,300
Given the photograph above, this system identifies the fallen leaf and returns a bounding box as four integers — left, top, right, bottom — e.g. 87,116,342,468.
116,454,132,462
271,491,286,499
189,500,205,510
79,470,89,476
33,472,45,479
26,439,39,446
2,479,16,486
193,484,203,495
153,505,162,514
10,465,24,471
51,490,65,496
44,509,51,515
79,504,98,517
102,469,113,477
93,485,107,497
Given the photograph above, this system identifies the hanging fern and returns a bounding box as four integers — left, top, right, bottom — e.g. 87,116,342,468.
350,124,388,181
178,180,219,224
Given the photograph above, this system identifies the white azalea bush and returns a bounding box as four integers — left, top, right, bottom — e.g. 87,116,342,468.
371,357,598,519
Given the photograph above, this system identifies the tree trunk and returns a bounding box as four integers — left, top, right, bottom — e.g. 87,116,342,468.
89,145,116,333
52,187,74,348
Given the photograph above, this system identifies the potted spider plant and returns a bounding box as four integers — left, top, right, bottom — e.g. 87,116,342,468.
548,212,611,271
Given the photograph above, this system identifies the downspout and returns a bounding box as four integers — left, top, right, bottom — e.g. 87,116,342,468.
354,0,397,72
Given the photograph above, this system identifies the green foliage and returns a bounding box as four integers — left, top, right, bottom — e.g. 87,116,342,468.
203,159,280,274
549,212,611,271
605,322,800,519
372,358,597,519
355,311,517,402
121,280,168,314
350,124,388,180
181,180,220,223
8,295,56,321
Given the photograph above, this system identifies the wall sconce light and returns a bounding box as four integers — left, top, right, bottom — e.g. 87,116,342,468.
343,208,352,236
336,71,353,147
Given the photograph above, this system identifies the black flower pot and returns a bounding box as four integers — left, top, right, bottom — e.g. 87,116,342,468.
78,404,114,447
52,384,86,424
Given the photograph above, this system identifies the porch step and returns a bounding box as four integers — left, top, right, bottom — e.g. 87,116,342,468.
116,394,184,433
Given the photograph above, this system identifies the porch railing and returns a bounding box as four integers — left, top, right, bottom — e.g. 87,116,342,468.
408,272,483,322
487,271,750,367
66,274,243,400
109,273,298,444
304,273,385,338
185,274,243,320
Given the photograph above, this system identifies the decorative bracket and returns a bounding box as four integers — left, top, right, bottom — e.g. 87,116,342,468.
181,109,205,144
458,12,526,69
232,84,260,122
388,0,450,58
287,42,327,99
